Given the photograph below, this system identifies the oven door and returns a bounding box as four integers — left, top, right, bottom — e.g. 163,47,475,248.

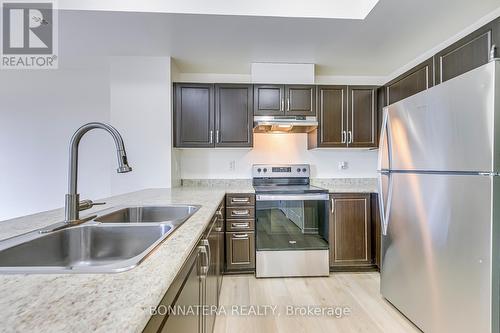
255,193,329,251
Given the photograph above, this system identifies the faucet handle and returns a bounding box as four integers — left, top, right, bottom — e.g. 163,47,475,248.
78,199,106,211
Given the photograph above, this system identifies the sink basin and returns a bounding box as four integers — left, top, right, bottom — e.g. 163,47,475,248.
94,205,200,224
0,224,172,273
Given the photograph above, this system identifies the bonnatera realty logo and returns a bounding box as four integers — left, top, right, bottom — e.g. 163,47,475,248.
1,0,58,69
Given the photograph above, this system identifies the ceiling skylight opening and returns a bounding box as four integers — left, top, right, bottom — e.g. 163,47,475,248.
58,0,380,20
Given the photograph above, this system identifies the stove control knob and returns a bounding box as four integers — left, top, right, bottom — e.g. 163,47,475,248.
263,168,267,173
297,168,301,172
257,168,262,173
302,168,307,173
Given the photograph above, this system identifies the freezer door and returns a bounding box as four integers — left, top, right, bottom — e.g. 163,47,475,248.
386,61,496,172
381,173,493,333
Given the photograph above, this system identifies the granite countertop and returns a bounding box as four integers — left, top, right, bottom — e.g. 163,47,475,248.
0,186,253,333
311,178,378,193
0,179,373,333
181,178,378,194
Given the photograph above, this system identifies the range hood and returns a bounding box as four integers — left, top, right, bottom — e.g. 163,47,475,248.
253,116,318,134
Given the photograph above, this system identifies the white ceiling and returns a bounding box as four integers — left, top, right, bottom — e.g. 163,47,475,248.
59,0,500,77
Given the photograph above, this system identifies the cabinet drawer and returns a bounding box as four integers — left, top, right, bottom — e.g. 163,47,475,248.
226,219,254,231
226,194,255,207
226,231,255,271
227,207,255,219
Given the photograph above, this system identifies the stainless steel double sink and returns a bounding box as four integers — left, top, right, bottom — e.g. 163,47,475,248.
0,205,200,274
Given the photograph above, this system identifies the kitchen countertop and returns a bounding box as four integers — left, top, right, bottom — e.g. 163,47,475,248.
181,178,378,194
311,178,378,193
0,186,253,333
0,179,374,333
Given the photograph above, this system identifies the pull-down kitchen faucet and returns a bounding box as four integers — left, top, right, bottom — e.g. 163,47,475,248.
64,122,132,224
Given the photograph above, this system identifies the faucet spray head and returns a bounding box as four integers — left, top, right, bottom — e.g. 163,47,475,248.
116,152,132,173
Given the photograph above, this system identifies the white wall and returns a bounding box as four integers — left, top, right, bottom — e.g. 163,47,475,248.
179,134,378,179
109,57,173,194
0,57,174,221
0,60,113,221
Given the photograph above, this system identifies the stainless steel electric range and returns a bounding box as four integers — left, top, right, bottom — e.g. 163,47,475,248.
253,164,330,278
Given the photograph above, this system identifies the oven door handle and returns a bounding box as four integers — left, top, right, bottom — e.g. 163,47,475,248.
256,193,329,201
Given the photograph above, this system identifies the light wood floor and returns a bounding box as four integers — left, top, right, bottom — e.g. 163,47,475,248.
214,273,420,333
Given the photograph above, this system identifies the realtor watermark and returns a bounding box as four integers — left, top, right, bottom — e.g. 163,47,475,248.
149,304,352,319
1,0,58,69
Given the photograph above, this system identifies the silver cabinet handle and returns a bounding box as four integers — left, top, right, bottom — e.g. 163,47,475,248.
233,233,249,239
215,130,220,143
201,239,211,271
198,245,208,277
232,222,249,228
231,209,249,216
231,197,249,203
348,131,353,144
209,130,213,144
341,130,347,143
330,198,334,214
287,97,290,111
281,98,284,111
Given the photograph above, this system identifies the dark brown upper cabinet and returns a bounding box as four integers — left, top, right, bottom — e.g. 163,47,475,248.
308,85,377,149
285,85,316,116
174,83,253,148
253,84,285,116
308,85,347,148
376,86,386,141
348,86,377,148
254,84,316,116
434,18,499,84
385,58,434,105
174,83,215,148
215,84,253,147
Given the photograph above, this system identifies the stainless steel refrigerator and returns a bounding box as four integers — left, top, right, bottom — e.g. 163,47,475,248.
378,60,500,333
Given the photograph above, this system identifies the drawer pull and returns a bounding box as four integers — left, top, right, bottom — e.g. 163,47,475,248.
233,233,249,239
231,197,250,203
231,209,249,216
232,222,249,228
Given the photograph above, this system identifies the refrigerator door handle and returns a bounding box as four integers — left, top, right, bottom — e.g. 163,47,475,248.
378,171,393,236
377,107,392,171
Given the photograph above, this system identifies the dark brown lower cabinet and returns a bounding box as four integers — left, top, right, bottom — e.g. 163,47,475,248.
215,203,224,298
329,193,375,271
144,202,223,333
225,193,256,273
371,193,381,270
225,231,255,271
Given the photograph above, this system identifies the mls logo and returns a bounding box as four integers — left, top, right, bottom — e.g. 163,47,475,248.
1,1,58,69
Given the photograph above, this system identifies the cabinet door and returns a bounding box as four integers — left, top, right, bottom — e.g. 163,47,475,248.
285,85,316,116
205,219,218,333
216,215,224,297
371,193,381,270
329,194,372,268
376,86,386,145
215,84,253,147
348,86,377,148
434,21,495,84
226,231,255,271
314,85,348,148
174,83,215,147
253,85,285,116
385,59,433,105
144,247,202,333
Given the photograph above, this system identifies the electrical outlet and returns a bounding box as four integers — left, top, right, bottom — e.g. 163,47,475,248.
229,160,236,171
338,161,348,170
